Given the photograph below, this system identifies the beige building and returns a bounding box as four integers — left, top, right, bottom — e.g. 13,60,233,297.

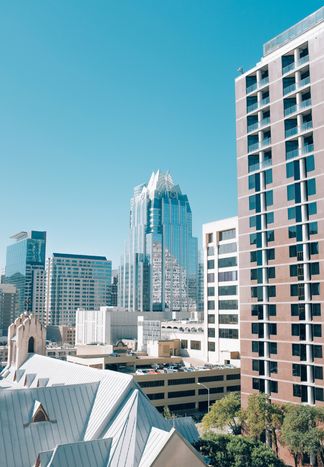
68,350,240,415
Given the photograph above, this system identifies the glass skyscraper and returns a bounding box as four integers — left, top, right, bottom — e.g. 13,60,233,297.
5,231,46,322
119,170,198,312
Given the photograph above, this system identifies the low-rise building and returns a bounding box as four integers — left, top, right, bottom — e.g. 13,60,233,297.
68,350,240,416
76,307,170,346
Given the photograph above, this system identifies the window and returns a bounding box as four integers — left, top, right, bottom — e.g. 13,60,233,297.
208,314,215,324
168,390,195,398
270,362,278,374
218,271,238,282
207,233,213,243
219,314,238,324
168,378,195,385
218,285,237,296
218,243,237,255
312,304,321,317
227,385,241,392
226,373,240,380
270,381,278,393
190,340,201,350
219,300,238,310
309,222,318,236
207,260,215,269
208,328,215,338
314,366,323,380
269,323,277,335
208,301,215,310
269,343,277,355
313,345,323,359
199,375,224,383
207,273,215,283
306,178,316,197
208,342,215,351
219,229,236,241
32,402,49,423
218,257,237,268
207,246,214,256
315,388,324,402
313,324,322,338
207,287,215,296
139,380,164,388
219,329,238,339
180,340,188,349
265,190,273,207
252,378,265,392
147,393,164,400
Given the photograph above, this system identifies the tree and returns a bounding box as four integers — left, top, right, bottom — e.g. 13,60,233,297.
280,404,324,467
163,406,173,419
243,392,284,454
202,392,242,434
194,434,285,467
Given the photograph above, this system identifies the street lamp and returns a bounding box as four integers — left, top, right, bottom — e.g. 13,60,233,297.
197,382,210,413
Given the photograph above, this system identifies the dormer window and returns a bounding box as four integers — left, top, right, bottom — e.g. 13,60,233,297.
32,401,49,423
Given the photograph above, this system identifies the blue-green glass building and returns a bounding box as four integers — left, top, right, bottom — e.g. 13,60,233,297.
5,231,46,321
119,171,198,312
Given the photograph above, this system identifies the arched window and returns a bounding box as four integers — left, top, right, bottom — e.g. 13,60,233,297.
28,336,35,353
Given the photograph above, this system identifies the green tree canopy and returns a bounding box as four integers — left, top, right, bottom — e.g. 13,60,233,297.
202,392,241,434
280,404,324,467
194,434,285,467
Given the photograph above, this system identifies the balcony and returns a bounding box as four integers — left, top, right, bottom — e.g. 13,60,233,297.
300,98,312,109
247,117,271,134
246,82,257,94
284,99,312,117
301,143,314,154
285,126,298,138
283,83,296,95
260,138,271,148
282,55,309,75
282,62,295,75
260,96,270,107
247,102,258,113
300,121,313,132
246,77,269,95
299,76,310,89
248,158,272,173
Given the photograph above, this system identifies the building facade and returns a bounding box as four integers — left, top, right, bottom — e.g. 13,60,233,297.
119,170,198,312
0,284,17,336
46,253,112,326
236,8,324,405
203,218,240,366
5,231,46,321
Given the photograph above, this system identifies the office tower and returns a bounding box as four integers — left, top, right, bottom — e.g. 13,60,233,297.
203,218,240,366
5,231,46,321
0,284,17,336
236,8,324,405
108,270,118,306
119,170,198,312
46,253,112,326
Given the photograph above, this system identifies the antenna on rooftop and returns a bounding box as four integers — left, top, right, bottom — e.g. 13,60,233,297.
237,66,244,75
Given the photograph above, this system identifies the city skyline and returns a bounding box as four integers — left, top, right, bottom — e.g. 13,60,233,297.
1,1,323,271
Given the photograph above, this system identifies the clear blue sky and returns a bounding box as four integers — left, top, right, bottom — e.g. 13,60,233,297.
1,0,323,270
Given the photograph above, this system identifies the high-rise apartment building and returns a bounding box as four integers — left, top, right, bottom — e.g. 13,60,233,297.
236,8,324,405
46,253,112,326
5,231,46,321
203,218,240,366
119,170,198,312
